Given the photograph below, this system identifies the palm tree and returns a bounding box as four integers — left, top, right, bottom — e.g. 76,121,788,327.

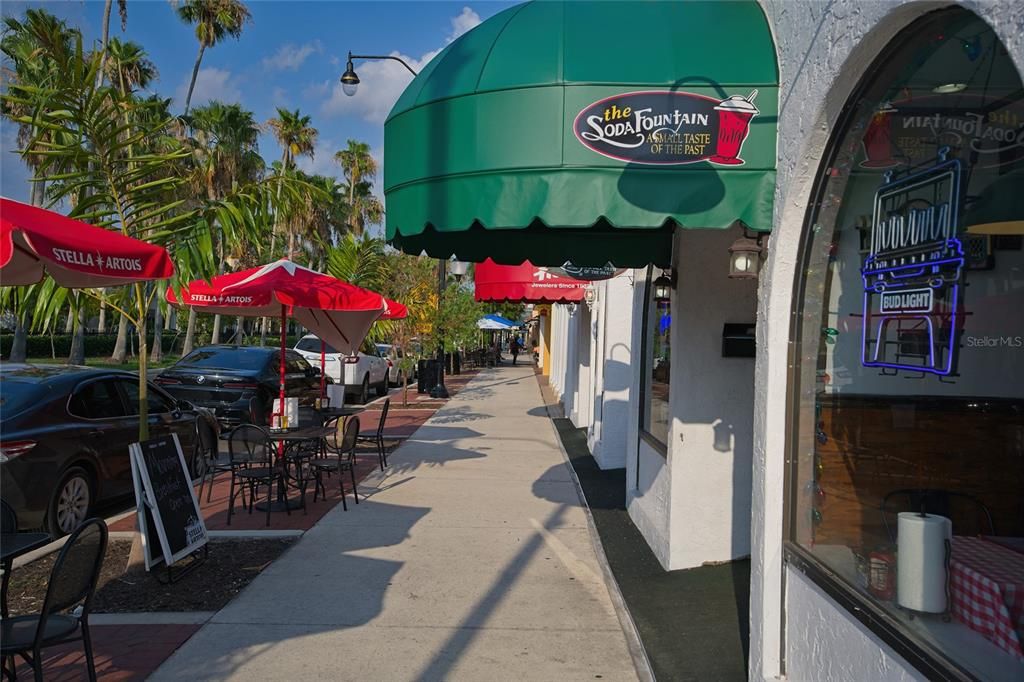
176,0,251,113
181,101,263,351
335,140,378,237
96,0,127,85
1,9,79,362
344,178,384,237
100,38,161,362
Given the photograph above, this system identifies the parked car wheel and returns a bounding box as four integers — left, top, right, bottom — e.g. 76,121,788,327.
47,466,94,536
358,374,370,404
376,377,388,397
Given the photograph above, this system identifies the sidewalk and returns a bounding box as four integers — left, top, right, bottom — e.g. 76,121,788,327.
150,364,640,681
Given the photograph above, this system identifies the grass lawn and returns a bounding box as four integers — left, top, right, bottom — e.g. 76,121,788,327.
21,356,178,372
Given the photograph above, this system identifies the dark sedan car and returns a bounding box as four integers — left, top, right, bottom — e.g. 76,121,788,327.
0,364,216,535
154,345,327,427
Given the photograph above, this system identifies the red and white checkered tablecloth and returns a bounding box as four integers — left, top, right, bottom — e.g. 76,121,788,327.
950,536,1024,661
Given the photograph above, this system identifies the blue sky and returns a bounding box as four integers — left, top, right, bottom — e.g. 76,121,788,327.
1,0,517,235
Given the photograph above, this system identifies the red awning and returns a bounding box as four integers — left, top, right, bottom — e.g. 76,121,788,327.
167,259,386,355
474,259,587,303
0,197,174,287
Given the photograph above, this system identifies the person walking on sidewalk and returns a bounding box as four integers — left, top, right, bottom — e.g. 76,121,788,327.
511,336,521,365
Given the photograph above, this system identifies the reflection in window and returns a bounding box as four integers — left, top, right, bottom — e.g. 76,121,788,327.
788,9,1024,679
642,267,672,449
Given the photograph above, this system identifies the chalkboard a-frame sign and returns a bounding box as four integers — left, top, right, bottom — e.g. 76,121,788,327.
129,434,208,577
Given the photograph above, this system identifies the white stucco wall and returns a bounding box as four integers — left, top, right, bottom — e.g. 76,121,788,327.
622,228,758,571
668,227,758,569
589,275,636,470
626,269,674,568
785,571,924,682
750,1,1024,680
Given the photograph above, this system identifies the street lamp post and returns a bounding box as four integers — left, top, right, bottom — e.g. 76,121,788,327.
430,258,449,398
343,51,456,398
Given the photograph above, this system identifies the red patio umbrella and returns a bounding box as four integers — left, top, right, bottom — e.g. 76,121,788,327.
0,197,174,287
382,298,408,320
474,258,588,304
167,259,389,424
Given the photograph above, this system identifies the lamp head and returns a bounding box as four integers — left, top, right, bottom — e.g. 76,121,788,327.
448,258,469,279
340,53,360,97
653,271,674,303
728,236,763,279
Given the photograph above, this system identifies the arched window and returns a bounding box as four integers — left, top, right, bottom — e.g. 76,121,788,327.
787,8,1024,678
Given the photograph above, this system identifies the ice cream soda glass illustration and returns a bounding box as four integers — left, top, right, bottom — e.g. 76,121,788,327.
712,90,759,165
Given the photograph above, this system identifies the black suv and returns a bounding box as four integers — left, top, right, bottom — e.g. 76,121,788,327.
155,345,326,427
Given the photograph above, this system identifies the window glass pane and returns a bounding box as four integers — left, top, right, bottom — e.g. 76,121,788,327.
296,336,338,354
121,380,175,415
69,380,125,419
789,10,1024,678
180,347,270,370
642,267,671,447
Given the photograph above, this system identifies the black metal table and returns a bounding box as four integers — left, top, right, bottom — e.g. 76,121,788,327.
1,532,51,617
256,426,335,512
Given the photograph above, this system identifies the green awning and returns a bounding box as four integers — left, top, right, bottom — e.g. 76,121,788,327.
384,0,778,267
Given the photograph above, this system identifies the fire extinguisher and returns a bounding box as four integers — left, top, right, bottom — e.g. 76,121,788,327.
868,548,896,601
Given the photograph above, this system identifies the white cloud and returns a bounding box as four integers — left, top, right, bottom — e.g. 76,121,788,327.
263,40,323,72
448,7,481,41
302,79,331,100
319,6,482,124
175,68,242,109
295,137,339,178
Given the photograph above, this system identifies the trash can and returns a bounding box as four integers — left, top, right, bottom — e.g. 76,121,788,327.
452,351,461,375
420,359,439,394
417,359,428,393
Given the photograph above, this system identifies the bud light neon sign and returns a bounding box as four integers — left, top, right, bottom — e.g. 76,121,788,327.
860,148,964,376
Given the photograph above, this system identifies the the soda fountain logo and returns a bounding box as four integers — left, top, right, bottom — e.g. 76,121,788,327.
573,90,759,166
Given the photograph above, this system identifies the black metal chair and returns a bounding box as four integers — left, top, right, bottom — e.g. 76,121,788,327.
195,421,234,504
311,417,360,510
357,399,391,471
1,499,16,534
248,395,268,427
0,518,107,682
881,488,995,543
227,425,282,527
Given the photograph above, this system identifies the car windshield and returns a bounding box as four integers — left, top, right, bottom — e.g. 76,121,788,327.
296,337,338,354
178,347,269,370
0,378,49,420
376,344,392,355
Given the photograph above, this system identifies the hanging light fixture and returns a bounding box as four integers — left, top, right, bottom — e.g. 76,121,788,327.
341,51,418,98
728,236,764,279
653,270,674,303
584,283,597,309
448,258,469,279
340,52,360,96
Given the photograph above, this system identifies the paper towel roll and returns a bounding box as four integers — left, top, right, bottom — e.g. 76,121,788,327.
897,512,952,613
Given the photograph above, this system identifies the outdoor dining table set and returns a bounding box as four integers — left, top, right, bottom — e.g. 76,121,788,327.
204,400,393,526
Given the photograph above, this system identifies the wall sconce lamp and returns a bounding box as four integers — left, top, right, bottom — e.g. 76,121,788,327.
653,269,675,303
584,283,597,309
728,229,766,279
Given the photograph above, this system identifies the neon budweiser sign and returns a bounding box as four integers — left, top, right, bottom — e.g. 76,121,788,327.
860,147,965,376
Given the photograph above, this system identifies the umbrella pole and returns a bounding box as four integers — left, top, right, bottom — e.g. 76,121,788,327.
278,304,287,427
320,340,326,402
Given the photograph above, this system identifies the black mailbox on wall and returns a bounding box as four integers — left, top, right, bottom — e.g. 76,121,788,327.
722,323,756,358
